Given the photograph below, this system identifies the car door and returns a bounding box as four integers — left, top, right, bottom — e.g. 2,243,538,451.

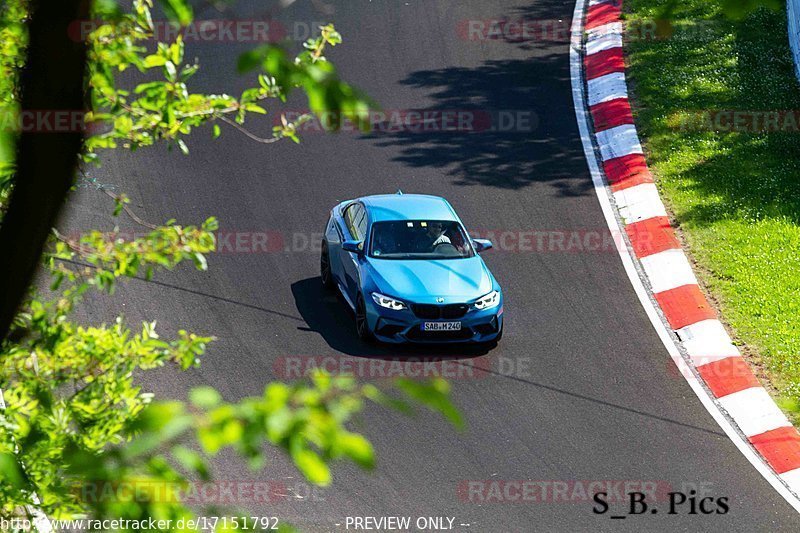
340,202,367,303
325,215,344,285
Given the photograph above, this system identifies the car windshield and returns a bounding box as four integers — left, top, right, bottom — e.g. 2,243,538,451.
369,220,474,259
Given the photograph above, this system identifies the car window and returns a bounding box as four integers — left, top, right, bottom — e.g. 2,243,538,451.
369,220,475,260
326,218,340,243
355,206,368,240
344,203,367,241
343,203,360,240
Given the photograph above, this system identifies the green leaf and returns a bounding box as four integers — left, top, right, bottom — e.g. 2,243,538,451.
237,46,269,73
243,103,267,114
191,252,207,271
143,54,167,68
291,446,331,486
395,378,464,430
156,0,193,26
164,61,178,81
337,432,374,469
93,0,123,20
189,386,221,409
212,124,221,139
0,453,26,490
172,445,211,481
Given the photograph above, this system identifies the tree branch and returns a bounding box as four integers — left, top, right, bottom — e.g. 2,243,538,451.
0,0,90,341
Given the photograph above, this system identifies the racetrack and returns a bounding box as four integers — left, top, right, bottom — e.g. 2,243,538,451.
62,0,800,530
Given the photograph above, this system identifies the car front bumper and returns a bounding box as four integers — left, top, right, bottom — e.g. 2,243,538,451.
365,298,504,344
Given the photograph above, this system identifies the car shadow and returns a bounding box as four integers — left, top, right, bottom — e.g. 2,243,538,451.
291,277,493,361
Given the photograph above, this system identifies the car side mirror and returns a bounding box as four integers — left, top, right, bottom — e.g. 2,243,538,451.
472,238,493,253
342,240,363,254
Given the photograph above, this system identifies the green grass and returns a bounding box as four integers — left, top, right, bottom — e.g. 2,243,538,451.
623,1,800,417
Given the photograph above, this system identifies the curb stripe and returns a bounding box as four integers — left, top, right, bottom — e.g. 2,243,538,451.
602,153,653,191
749,427,800,475
697,356,762,398
625,216,680,258
585,47,625,79
639,249,697,293
676,319,740,363
586,2,622,31
654,284,716,329
590,98,634,131
782,468,800,493
596,123,642,161
586,21,623,41
586,27,623,56
719,387,792,438
587,72,628,106
613,183,667,224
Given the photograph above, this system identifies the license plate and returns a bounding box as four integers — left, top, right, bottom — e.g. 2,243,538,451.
422,321,462,331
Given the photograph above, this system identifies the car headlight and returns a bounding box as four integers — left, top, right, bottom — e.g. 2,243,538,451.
474,290,500,310
372,292,407,311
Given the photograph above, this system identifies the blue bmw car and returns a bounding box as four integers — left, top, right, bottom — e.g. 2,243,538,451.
320,193,503,344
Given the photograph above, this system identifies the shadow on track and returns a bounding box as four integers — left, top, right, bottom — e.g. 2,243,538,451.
291,280,722,436
366,55,590,195
290,276,492,360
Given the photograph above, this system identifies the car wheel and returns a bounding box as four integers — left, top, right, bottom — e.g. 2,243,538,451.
320,242,334,290
355,294,374,342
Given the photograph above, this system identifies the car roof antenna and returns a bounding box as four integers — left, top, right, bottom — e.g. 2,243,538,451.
396,189,403,195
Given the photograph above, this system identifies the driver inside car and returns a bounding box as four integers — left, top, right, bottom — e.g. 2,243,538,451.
425,221,451,250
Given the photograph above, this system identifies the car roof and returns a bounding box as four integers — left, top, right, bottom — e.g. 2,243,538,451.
360,194,458,223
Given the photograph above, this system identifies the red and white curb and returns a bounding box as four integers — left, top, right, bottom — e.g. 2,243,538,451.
571,0,800,510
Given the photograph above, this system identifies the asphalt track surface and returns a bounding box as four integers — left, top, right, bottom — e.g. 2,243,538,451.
62,1,800,531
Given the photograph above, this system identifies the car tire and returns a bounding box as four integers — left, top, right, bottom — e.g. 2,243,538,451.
320,242,334,290
355,294,374,342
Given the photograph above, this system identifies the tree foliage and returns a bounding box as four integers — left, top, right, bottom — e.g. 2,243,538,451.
0,0,459,529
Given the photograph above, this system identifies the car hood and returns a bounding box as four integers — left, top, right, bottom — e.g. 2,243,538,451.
365,256,494,303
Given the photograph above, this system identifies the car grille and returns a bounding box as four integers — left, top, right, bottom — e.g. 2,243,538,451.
411,304,469,320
